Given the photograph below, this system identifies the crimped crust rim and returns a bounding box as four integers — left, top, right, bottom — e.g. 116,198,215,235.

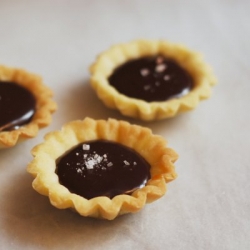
0,65,57,148
27,117,177,220
90,39,217,121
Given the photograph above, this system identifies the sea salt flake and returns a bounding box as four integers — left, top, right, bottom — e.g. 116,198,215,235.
103,154,107,158
84,154,87,159
155,64,167,73
85,159,96,169
164,75,171,81
77,168,82,173
133,162,137,165
97,156,103,163
140,68,150,77
82,144,90,150
107,162,113,167
124,160,130,165
144,85,151,91
76,152,79,156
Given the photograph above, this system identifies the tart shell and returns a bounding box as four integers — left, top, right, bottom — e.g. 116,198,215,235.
0,65,57,149
27,117,178,220
90,39,217,121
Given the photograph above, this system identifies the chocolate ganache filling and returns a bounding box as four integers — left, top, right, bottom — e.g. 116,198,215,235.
108,55,194,102
0,81,36,131
56,140,151,199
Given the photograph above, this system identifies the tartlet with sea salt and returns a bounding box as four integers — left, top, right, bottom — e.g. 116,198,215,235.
27,117,177,220
0,65,57,149
90,39,216,121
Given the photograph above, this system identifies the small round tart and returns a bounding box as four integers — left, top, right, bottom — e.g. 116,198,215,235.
0,65,57,149
27,117,177,220
90,40,217,121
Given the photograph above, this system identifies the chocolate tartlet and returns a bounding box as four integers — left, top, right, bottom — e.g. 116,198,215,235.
0,65,57,148
90,40,216,121
27,118,177,220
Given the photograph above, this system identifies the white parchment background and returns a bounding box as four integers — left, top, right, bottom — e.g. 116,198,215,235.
0,0,249,249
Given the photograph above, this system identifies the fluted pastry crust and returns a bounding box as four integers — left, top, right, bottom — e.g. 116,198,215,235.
0,65,57,148
90,39,216,121
27,117,177,220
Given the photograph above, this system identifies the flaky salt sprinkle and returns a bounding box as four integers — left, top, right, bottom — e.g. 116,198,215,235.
140,68,150,77
155,64,167,73
133,162,137,165
85,159,95,169
77,168,82,174
164,75,171,81
144,85,151,91
124,160,130,165
92,153,103,163
83,154,87,159
97,156,103,163
107,162,113,167
82,144,90,150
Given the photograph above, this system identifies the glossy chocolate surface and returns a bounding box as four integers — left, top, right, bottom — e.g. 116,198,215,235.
0,81,36,131
108,55,194,102
56,140,151,199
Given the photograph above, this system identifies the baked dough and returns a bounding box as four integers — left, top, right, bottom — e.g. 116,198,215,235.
0,65,57,148
90,39,216,121
27,117,178,220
